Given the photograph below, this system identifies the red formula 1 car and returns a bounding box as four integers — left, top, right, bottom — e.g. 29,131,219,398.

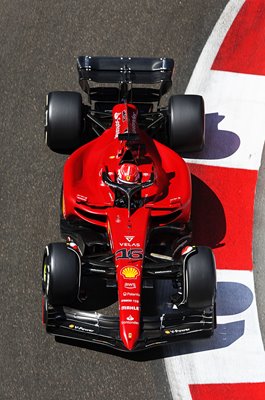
42,57,216,351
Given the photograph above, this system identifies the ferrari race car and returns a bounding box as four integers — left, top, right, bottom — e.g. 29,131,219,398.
42,57,216,351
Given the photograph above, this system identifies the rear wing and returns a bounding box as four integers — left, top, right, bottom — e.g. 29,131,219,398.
77,56,174,108
77,56,174,84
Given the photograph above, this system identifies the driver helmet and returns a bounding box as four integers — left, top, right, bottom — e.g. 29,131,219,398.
117,163,140,184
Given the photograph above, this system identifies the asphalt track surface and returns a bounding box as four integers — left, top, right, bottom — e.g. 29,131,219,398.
1,1,257,399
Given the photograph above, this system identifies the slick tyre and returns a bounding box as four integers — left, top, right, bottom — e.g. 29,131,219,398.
168,95,205,152
42,243,80,306
185,246,216,309
45,91,83,154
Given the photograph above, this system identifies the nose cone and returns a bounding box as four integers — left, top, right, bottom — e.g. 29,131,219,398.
117,262,142,351
121,325,139,351
107,207,150,351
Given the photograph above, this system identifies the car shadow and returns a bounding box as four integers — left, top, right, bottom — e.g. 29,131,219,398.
182,112,240,160
216,281,253,316
191,174,226,249
156,280,252,360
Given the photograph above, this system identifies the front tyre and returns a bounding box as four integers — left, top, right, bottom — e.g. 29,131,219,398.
185,246,216,309
42,243,80,306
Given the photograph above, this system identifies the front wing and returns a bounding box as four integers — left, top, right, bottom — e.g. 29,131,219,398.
45,304,215,352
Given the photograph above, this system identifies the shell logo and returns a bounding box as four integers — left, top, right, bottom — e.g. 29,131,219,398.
121,266,140,279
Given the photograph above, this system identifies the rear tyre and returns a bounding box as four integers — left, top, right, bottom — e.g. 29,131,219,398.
45,91,83,154
185,246,216,309
42,243,80,306
168,95,205,152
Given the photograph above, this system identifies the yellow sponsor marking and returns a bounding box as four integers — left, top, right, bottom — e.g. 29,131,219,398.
121,266,139,279
43,264,47,283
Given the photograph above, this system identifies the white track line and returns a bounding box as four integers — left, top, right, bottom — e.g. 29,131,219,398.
185,0,245,92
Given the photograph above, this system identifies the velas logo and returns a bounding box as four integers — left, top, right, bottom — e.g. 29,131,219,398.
119,242,140,247
124,236,134,242
120,266,140,279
